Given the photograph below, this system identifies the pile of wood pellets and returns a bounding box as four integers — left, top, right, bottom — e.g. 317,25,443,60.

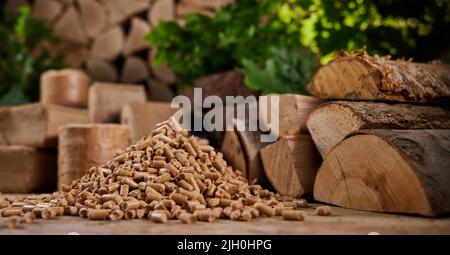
0,118,331,228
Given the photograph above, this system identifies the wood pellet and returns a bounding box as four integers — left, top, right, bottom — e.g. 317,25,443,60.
0,118,304,226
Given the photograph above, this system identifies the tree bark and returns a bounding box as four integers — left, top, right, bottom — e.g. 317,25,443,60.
306,101,450,158
308,50,450,104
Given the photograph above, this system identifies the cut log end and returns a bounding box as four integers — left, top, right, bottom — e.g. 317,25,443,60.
306,101,450,158
260,135,320,197
313,129,450,216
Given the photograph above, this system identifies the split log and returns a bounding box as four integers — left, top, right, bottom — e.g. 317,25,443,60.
221,122,271,187
58,124,130,187
40,69,90,108
259,94,323,137
51,42,89,68
149,0,175,26
177,2,214,17
53,6,88,45
78,0,107,38
121,102,176,143
32,0,63,24
306,101,450,158
150,50,176,84
260,135,321,197
314,129,450,216
308,50,450,103
86,59,118,82
88,82,147,123
0,103,89,148
121,57,150,83
221,131,246,177
123,18,151,56
103,0,149,25
147,79,175,102
180,0,232,10
0,145,57,193
91,26,124,61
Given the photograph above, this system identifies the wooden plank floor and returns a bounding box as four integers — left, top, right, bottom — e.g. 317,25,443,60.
1,203,450,234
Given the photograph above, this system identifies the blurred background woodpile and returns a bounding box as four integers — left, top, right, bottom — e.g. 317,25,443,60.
5,0,231,101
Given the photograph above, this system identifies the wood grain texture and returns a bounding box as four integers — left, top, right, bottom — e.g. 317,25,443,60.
308,51,450,103
306,101,450,158
91,26,125,61
88,82,147,123
58,124,130,187
260,135,321,197
314,129,450,216
123,18,151,56
40,69,90,108
0,103,89,148
79,0,107,38
53,6,88,45
150,0,175,26
0,146,57,193
259,94,323,137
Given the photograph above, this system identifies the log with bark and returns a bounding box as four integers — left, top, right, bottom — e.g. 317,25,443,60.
306,101,450,158
308,50,450,104
260,135,321,197
313,129,450,216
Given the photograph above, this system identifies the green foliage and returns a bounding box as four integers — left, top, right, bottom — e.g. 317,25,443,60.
0,6,65,106
147,0,449,93
242,45,318,95
146,0,317,93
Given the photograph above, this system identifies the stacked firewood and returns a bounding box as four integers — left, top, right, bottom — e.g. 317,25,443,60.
306,50,450,216
5,0,231,101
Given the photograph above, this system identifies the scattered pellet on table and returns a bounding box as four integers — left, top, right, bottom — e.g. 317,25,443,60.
24,212,36,224
282,210,304,221
179,213,197,224
4,216,21,229
316,206,332,216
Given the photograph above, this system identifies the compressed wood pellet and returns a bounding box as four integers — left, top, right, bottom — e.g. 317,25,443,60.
79,207,89,218
24,212,36,224
197,210,215,222
241,210,252,222
282,210,304,221
274,206,294,216
294,199,308,208
255,203,274,217
21,205,35,213
109,209,124,221
1,208,22,217
120,200,140,211
88,209,110,220
64,206,78,216
125,209,137,219
136,209,147,219
179,212,197,224
4,216,21,229
150,211,168,223
316,206,332,216
0,200,10,209
230,210,241,221
170,193,188,206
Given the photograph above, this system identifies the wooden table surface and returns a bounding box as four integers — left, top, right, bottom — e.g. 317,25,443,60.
1,203,449,235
